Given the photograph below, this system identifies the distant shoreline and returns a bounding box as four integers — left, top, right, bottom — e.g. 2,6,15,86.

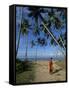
16,57,65,61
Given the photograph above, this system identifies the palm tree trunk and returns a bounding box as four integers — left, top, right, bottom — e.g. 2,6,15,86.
25,35,28,61
36,45,37,61
16,29,21,57
42,21,65,55
35,17,38,62
59,36,66,49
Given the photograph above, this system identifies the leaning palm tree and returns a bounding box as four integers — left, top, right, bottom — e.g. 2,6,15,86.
21,19,31,61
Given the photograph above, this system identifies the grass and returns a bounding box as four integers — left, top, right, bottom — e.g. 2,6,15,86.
16,71,35,84
16,59,35,84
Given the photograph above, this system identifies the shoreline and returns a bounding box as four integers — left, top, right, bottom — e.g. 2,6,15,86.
17,58,65,62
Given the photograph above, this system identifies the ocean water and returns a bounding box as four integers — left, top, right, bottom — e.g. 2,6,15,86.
17,56,64,61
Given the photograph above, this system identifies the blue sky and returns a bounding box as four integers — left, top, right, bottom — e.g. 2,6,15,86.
16,6,66,60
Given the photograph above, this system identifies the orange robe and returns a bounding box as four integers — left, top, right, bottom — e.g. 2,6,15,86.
48,60,53,73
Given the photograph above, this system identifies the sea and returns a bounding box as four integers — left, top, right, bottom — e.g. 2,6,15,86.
17,56,65,61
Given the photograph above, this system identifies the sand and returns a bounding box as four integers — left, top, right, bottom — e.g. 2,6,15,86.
32,60,66,82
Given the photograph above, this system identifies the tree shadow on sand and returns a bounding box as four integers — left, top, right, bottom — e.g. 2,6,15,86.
52,68,63,74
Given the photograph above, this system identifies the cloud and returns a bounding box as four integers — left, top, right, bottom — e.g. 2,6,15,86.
57,52,62,56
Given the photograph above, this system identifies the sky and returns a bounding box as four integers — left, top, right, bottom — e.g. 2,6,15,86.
16,6,66,60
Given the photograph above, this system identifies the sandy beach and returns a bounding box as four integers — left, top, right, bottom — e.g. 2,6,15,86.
16,60,66,84
32,60,66,82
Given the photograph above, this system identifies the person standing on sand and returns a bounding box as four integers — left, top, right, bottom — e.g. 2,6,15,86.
48,58,53,74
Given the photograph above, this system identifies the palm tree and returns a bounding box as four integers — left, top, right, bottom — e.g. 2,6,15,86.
21,19,30,61
31,21,40,61
28,7,46,60
16,8,24,57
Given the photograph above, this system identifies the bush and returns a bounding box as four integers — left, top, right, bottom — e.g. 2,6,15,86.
22,61,32,71
16,59,32,74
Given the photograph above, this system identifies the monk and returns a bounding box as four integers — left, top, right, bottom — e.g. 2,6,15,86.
48,58,53,74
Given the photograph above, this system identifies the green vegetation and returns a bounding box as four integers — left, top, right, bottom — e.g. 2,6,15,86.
16,59,35,84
